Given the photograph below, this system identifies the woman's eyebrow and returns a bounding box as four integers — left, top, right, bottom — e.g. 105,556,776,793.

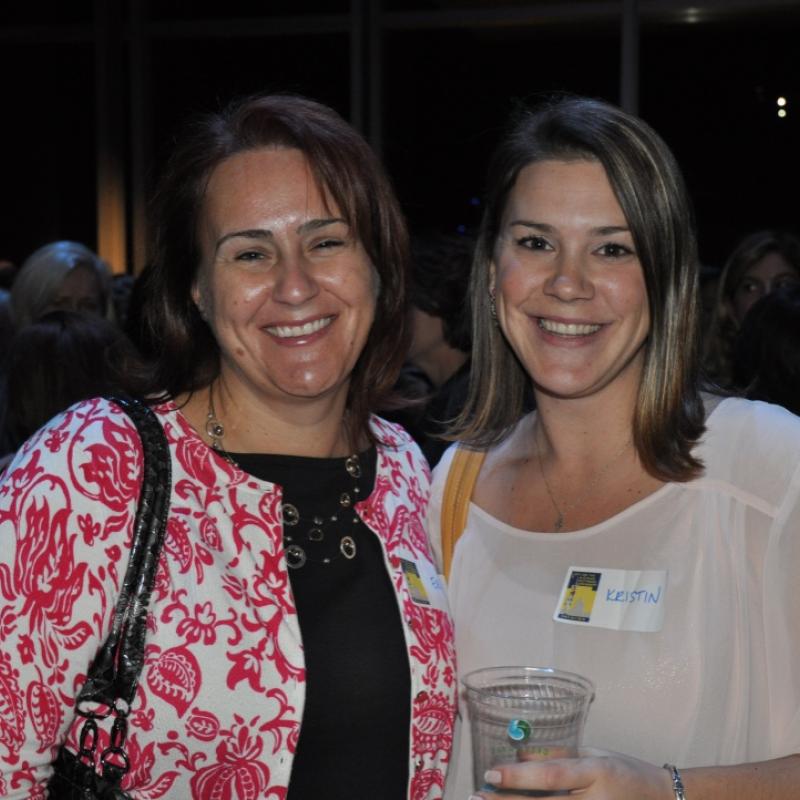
215,218,348,252
508,221,630,235
296,217,347,234
215,228,272,252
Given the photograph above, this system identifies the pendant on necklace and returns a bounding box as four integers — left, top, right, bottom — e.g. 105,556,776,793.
340,536,357,559
554,513,564,533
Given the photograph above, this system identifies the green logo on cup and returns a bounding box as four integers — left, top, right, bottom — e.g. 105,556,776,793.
507,718,531,742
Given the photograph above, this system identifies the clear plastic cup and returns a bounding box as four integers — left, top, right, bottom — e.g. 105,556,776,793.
463,666,595,796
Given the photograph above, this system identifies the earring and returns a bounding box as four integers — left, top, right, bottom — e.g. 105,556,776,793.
489,291,498,326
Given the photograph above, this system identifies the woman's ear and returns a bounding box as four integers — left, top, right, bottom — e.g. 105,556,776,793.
191,281,206,320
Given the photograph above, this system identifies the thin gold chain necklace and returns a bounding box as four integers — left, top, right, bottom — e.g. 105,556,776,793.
535,432,632,532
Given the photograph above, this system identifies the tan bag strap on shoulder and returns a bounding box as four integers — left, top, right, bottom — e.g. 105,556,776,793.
441,446,486,581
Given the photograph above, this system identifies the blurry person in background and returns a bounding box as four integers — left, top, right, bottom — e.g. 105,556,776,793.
0,258,17,289
0,260,18,362
388,231,474,466
704,229,800,387
697,261,721,342
9,239,112,329
0,292,13,364
111,272,137,331
0,310,138,465
732,284,800,416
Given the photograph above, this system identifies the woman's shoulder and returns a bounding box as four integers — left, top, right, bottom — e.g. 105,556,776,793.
0,395,181,491
429,442,460,508
370,413,427,462
703,395,800,452
430,413,532,500
6,396,137,462
0,396,146,550
697,396,800,508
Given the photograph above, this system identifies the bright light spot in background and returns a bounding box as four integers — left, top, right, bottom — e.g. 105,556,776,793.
777,97,787,107
778,109,787,118
685,7,702,24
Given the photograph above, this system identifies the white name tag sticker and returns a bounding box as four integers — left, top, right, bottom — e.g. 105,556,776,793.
400,557,449,612
554,566,667,632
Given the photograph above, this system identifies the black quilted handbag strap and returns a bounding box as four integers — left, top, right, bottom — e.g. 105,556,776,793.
75,395,172,710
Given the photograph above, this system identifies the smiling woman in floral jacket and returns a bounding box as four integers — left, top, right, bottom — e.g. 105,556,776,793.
0,93,456,799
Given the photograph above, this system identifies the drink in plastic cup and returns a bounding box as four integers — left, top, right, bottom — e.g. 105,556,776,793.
462,666,595,796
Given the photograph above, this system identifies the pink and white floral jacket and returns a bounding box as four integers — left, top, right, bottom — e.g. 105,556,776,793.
0,398,457,799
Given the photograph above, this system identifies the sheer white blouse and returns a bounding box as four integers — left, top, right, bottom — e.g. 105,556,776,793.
429,398,800,798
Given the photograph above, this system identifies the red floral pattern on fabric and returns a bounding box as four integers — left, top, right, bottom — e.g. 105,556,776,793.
0,400,456,798
410,768,445,800
412,690,454,758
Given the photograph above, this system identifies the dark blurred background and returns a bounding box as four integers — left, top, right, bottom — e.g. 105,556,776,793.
1,0,798,274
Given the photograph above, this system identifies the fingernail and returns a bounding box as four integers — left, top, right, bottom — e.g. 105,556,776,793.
484,769,502,785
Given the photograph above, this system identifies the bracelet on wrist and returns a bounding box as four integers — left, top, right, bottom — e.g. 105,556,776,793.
663,763,686,800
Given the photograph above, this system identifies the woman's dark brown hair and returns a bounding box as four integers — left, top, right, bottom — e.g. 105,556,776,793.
453,96,705,482
139,92,409,441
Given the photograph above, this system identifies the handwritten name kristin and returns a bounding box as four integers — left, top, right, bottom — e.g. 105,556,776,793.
605,587,662,605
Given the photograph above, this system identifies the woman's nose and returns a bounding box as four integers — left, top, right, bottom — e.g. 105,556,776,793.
272,253,320,305
543,253,594,301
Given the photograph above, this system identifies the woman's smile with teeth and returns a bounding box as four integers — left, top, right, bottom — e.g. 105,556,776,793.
538,318,602,336
267,316,334,338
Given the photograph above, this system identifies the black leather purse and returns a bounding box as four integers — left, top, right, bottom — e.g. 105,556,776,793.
47,396,171,799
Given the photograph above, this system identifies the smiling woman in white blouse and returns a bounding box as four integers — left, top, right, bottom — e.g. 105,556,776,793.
430,95,800,800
